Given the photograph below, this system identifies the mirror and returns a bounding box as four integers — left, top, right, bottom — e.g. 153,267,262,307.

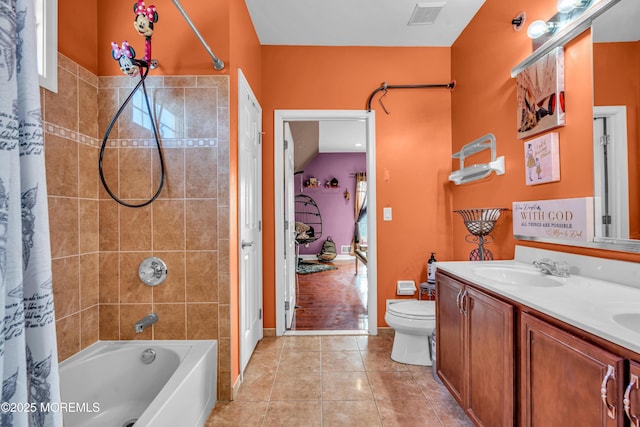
591,0,640,251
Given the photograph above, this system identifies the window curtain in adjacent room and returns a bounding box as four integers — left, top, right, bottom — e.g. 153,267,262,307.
352,172,367,252
0,0,63,425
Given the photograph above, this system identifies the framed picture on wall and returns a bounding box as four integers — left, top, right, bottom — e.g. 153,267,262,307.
516,47,565,139
524,132,560,185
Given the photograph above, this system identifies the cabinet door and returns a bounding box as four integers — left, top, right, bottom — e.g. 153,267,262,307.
465,287,514,427
625,361,640,427
436,273,465,404
521,313,624,427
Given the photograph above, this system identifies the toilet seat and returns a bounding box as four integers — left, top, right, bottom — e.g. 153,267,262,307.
388,301,435,321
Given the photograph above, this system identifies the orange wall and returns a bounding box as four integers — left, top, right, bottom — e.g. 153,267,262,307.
451,0,640,264
96,0,231,76
593,41,640,239
59,0,98,73
261,46,453,328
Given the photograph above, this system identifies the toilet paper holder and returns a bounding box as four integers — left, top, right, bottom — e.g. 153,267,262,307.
396,280,417,296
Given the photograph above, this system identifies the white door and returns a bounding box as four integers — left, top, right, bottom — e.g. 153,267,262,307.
283,123,297,329
239,70,263,373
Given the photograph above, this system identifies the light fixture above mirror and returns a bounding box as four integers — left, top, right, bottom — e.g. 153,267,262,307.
512,0,622,77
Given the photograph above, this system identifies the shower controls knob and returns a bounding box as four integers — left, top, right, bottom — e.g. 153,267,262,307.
138,257,168,286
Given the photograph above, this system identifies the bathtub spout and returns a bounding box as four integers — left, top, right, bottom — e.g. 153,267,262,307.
135,313,158,333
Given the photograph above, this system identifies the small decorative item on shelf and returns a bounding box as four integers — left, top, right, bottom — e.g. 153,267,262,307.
454,208,507,260
325,177,339,188
304,177,318,187
344,189,350,200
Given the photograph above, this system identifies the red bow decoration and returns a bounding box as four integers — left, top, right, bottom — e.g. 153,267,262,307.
111,41,133,60
135,1,157,22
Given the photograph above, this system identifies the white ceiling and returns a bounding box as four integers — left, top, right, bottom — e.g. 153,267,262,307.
244,0,486,47
319,121,367,152
592,0,640,43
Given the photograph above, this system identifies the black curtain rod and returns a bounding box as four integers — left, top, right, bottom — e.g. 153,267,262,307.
366,81,456,112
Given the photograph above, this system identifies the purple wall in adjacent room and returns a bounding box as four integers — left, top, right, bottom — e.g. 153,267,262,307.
296,152,366,255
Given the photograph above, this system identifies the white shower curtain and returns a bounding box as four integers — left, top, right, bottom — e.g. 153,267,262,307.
0,0,62,426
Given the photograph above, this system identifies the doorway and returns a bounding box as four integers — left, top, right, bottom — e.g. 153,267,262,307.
274,110,377,336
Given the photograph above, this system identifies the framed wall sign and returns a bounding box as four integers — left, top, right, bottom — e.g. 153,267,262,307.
513,197,594,242
524,132,560,185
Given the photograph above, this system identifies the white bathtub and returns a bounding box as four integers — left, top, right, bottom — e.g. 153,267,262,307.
59,340,217,427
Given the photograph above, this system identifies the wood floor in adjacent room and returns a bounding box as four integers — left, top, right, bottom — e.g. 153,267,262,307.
291,259,368,331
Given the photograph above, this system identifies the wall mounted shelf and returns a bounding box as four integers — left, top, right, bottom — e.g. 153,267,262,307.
449,133,505,185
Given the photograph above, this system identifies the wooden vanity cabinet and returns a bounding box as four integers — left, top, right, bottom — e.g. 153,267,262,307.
520,312,625,427
436,271,515,426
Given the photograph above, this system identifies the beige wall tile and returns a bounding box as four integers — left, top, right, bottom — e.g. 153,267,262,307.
79,144,99,199
153,303,186,340
45,134,78,197
186,251,218,302
79,78,98,139
186,303,218,340
56,314,80,362
79,253,99,309
117,88,157,140
99,252,119,303
118,148,152,200
185,88,218,139
164,76,196,87
45,67,78,131
219,304,230,338
48,196,79,258
152,251,185,303
98,88,119,139
185,147,217,198
99,304,120,340
155,148,185,199
119,203,152,251
119,252,153,303
80,306,99,349
99,200,119,251
218,174,230,207
52,256,80,319
152,200,185,250
153,87,185,139
79,200,99,253
99,147,119,200
186,199,217,250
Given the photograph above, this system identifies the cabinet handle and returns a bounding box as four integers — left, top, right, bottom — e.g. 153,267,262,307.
601,364,617,419
456,289,463,313
461,290,468,316
624,373,639,427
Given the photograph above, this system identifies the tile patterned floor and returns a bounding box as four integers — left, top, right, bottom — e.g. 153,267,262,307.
206,335,474,426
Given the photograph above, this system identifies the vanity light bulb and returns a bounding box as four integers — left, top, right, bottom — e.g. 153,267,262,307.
557,0,577,13
527,20,550,39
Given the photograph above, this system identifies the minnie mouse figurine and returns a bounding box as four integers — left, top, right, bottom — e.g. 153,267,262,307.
134,1,158,63
111,41,140,77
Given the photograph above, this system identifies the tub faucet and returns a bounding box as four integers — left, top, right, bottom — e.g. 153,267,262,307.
134,312,158,333
533,258,570,277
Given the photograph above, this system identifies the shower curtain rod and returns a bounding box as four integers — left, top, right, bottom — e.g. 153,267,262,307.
171,0,225,70
366,81,456,113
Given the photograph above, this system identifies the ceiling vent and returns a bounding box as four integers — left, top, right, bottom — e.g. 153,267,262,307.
408,2,445,26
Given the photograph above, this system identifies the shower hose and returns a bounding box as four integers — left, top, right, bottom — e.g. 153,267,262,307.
98,64,166,208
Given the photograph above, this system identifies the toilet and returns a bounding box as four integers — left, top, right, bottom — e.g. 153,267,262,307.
385,300,436,366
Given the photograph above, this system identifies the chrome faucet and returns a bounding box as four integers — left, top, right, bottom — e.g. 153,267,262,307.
533,258,570,277
134,312,158,333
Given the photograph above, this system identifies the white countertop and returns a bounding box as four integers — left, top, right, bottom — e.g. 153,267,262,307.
434,246,640,355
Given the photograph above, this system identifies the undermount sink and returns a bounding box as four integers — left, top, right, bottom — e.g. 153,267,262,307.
613,313,640,335
471,265,565,288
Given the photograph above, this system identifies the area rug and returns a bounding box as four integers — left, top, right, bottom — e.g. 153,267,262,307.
297,261,338,275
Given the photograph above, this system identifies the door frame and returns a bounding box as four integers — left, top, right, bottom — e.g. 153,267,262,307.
238,69,263,374
593,105,629,239
273,109,378,336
